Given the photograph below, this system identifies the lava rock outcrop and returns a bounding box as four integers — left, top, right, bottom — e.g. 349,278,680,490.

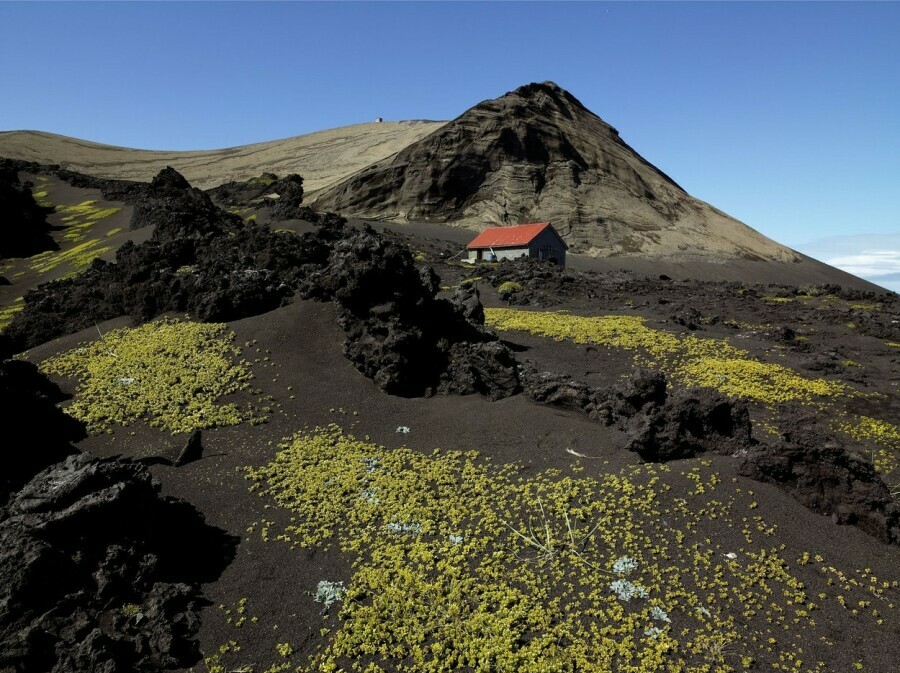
4,168,323,350
739,415,900,545
484,256,580,306
0,157,146,203
6,168,518,401
0,357,84,503
207,172,305,220
0,162,56,259
305,223,520,399
128,166,240,235
522,367,751,461
618,382,752,461
0,453,237,672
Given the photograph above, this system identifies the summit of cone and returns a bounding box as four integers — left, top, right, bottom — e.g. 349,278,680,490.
314,81,798,263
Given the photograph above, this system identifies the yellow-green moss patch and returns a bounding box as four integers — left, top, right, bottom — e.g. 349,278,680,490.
40,318,262,434
242,427,897,673
484,308,846,405
498,280,524,295
52,201,122,243
28,239,112,276
0,297,24,332
86,207,121,221
837,415,900,478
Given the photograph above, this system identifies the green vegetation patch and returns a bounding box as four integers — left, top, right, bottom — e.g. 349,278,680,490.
249,173,278,187
484,308,846,405
0,297,24,332
40,318,261,434
53,200,122,243
6,185,121,277
497,280,524,296
28,238,112,276
243,427,898,673
675,356,843,406
837,414,900,479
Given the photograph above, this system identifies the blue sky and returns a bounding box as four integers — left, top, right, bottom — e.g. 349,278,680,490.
2,1,899,289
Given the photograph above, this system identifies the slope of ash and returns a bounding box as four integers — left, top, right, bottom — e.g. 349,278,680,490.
440,256,900,544
316,82,796,262
3,167,322,349
522,363,900,544
0,157,148,205
523,367,752,460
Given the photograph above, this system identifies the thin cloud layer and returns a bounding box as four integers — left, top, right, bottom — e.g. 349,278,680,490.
797,235,900,293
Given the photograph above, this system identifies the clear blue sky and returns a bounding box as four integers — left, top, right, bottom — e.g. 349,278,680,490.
2,1,899,286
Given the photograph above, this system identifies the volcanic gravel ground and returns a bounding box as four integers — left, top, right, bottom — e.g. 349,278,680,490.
3,168,900,672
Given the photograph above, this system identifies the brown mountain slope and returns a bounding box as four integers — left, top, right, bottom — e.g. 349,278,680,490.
0,121,445,192
314,82,798,263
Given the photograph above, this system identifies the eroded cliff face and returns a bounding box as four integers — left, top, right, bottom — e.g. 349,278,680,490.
315,82,797,263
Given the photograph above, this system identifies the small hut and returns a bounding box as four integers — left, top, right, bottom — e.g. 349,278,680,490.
465,222,568,268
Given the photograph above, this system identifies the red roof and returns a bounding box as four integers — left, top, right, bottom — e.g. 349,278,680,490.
466,222,553,249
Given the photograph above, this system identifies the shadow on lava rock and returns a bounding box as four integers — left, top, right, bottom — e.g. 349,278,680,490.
0,453,239,672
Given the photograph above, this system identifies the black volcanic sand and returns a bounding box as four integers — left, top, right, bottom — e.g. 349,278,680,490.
26,296,899,673
18,294,900,671
3,168,900,672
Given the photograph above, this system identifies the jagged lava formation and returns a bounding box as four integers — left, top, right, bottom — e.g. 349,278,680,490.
315,82,797,262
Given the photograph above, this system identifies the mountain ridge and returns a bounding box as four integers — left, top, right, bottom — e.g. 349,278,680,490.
313,82,799,264
0,81,815,265
0,121,446,193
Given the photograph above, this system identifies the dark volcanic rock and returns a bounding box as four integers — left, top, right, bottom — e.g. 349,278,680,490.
612,369,668,414
175,430,203,467
739,416,900,545
6,174,518,401
440,340,520,398
483,256,581,306
450,283,485,325
521,368,605,418
601,369,751,461
0,359,84,503
1,157,147,203
800,352,842,373
0,453,237,672
308,224,520,399
206,173,305,220
621,385,752,461
5,168,325,350
0,162,56,259
522,367,750,461
129,166,239,236
670,304,703,330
